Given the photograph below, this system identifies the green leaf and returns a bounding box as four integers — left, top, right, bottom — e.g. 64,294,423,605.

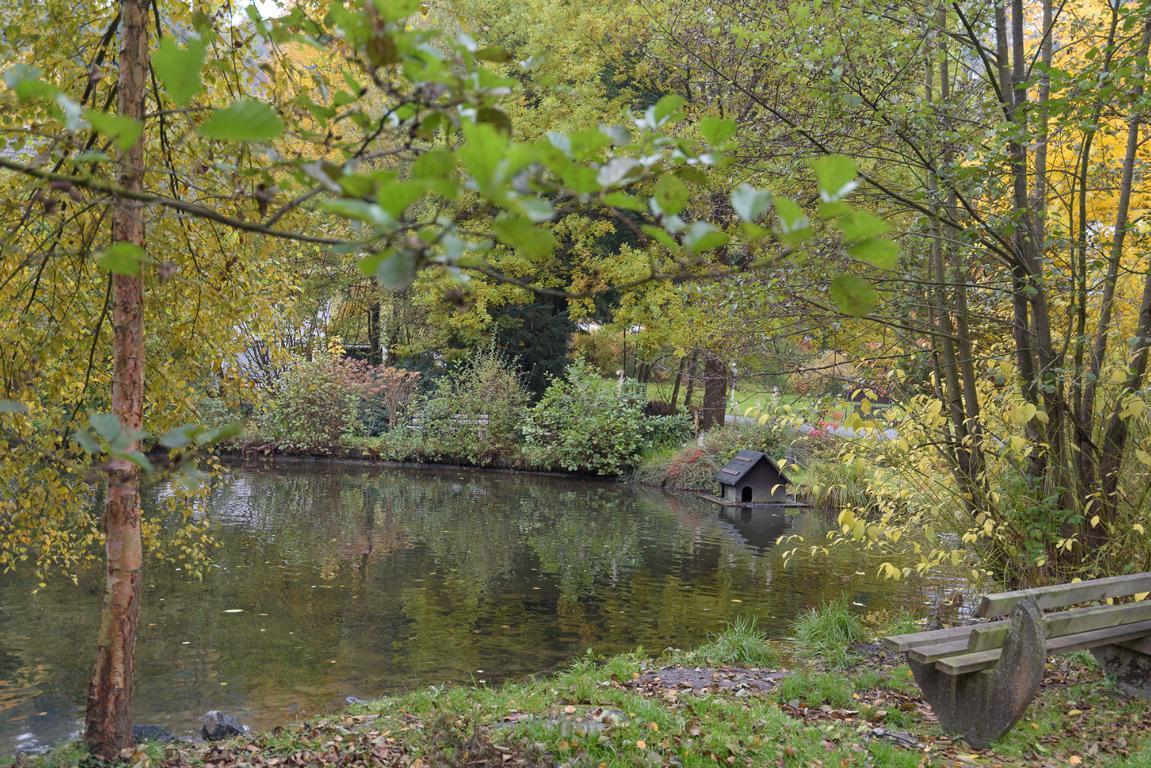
560,164,600,195
653,175,689,216
597,124,631,146
683,222,729,253
731,183,772,223
459,121,508,188
197,422,243,446
477,106,512,135
377,180,425,218
847,238,899,270
812,154,858,202
158,425,195,449
597,157,641,188
513,196,554,222
74,429,101,455
3,64,57,101
411,150,455,181
319,198,390,227
3,64,41,90
493,216,555,261
89,412,122,442
475,46,513,62
652,94,686,125
837,209,890,241
337,173,380,198
152,35,206,106
115,449,154,472
199,98,284,142
361,249,418,289
411,151,458,196
372,0,422,22
774,196,809,234
74,150,111,164
830,274,877,316
602,192,647,212
0,400,28,414
817,200,851,220
95,242,146,276
699,117,737,145
83,109,143,151
641,224,680,251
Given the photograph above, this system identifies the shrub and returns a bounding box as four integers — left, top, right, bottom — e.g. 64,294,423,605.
373,366,422,433
661,446,719,490
569,328,622,375
701,422,798,467
256,358,422,450
631,444,718,491
790,454,878,511
524,361,647,475
194,393,247,444
256,357,370,451
630,447,677,487
415,345,529,466
632,420,800,492
640,413,694,451
792,600,868,667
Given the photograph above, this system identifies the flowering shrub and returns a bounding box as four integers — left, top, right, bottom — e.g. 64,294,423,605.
257,358,421,450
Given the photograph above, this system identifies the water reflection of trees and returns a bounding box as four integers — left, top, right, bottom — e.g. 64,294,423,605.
0,465,960,752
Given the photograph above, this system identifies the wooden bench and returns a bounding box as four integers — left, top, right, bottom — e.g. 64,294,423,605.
882,573,1151,748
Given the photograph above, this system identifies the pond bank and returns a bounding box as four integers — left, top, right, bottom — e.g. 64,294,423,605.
214,447,616,482
217,451,814,509
18,624,1150,768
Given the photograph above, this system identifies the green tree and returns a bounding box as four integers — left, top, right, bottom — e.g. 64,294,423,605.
0,0,889,757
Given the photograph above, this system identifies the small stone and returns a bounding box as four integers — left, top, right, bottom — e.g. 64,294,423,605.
201,710,247,741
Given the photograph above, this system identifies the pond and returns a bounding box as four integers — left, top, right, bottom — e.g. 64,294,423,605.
0,462,958,754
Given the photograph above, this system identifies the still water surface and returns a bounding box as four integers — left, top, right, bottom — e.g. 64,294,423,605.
1,463,955,753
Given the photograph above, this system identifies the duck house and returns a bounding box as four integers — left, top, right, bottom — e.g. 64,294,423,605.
714,450,791,505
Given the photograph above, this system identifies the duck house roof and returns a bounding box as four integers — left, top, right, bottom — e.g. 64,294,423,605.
714,450,791,485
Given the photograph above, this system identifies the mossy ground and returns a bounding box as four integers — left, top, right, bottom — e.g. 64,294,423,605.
12,622,1151,768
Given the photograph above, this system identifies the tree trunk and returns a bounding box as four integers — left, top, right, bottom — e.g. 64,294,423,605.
1080,12,1151,537
700,355,728,431
1098,266,1151,520
669,356,687,410
367,299,381,365
84,0,148,759
683,349,698,410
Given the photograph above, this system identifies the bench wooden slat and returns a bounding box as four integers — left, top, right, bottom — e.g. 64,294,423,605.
977,573,1151,618
881,622,1002,653
934,618,1151,675
907,601,1151,661
907,638,971,663
967,599,1151,651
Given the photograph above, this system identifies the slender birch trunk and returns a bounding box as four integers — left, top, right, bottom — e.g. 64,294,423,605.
84,0,148,759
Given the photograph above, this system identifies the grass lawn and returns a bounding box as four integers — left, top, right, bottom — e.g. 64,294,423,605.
602,376,829,417
20,616,1151,768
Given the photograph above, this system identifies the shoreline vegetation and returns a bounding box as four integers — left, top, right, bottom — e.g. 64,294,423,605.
15,612,1151,768
203,352,839,497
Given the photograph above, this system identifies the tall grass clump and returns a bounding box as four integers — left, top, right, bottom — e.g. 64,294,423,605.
792,600,868,667
681,616,781,668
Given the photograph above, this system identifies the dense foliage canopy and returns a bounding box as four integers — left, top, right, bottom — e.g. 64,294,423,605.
2,0,1150,757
